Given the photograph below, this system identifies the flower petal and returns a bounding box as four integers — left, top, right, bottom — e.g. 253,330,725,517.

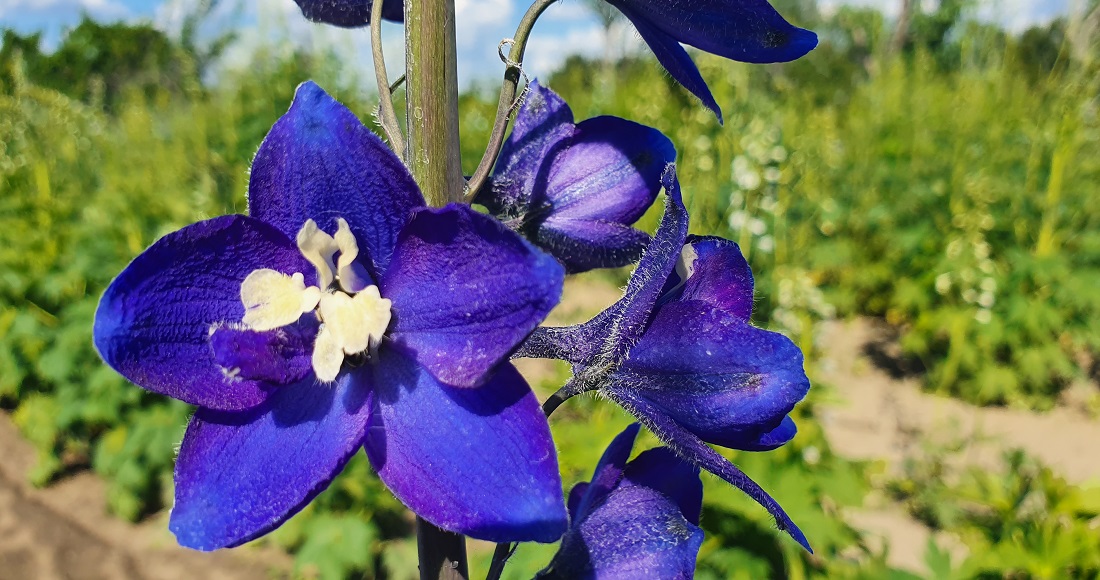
479,81,575,218
365,350,567,542
570,423,640,522
541,435,704,579
293,0,404,27
605,387,811,552
536,218,650,273
512,167,685,365
658,236,754,320
209,319,316,385
617,300,809,448
170,370,373,550
248,81,423,277
727,415,798,452
615,7,722,121
382,204,564,388
612,0,818,64
93,215,315,411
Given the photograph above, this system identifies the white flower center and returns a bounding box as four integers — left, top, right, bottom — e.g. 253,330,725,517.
239,218,391,382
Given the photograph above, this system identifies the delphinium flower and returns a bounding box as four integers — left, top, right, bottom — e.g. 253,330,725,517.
288,0,814,121
93,81,568,549
517,166,812,550
475,81,676,273
537,424,704,579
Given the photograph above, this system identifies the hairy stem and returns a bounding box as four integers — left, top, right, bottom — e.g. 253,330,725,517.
464,0,559,201
416,516,469,580
371,0,405,156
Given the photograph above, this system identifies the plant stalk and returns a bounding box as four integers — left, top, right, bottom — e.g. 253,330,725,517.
405,0,464,206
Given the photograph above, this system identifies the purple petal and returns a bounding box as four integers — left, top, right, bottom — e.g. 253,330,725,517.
612,0,818,64
209,319,316,385
511,167,685,366
480,81,575,217
365,350,567,542
382,204,564,388
293,0,404,27
658,236,754,320
616,8,722,121
170,370,373,550
570,424,639,522
546,116,674,224
93,215,315,411
536,219,650,273
623,447,703,526
248,81,423,277
605,387,811,552
604,167,689,360
541,435,704,579
618,300,809,449
728,415,798,452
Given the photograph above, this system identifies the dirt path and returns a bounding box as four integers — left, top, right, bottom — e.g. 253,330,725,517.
815,317,1100,573
0,413,290,580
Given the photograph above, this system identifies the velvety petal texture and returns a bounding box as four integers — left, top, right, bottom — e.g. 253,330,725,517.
365,351,567,542
478,82,675,273
249,81,423,278
513,166,811,550
606,0,817,119
293,0,404,27
171,370,373,550
539,425,704,579
93,215,315,411
382,204,564,388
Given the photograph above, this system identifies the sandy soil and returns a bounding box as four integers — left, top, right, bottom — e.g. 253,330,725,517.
0,413,290,580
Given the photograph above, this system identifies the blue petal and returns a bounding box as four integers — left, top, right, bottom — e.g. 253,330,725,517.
512,167,686,365
93,215,315,411
541,432,704,579
618,300,809,449
616,7,722,121
536,219,650,273
382,204,564,388
365,349,567,542
248,81,423,278
730,415,798,452
613,0,818,64
623,447,703,525
293,0,404,27
170,370,373,550
658,236,754,321
606,387,811,552
570,423,640,522
479,81,574,217
209,318,317,385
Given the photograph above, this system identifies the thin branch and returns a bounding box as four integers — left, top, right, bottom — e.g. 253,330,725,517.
371,0,405,157
463,0,559,202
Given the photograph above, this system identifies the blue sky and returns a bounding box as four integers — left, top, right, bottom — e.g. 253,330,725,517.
0,0,1075,86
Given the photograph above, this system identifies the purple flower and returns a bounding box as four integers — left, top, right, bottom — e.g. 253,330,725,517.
605,0,818,121
93,81,568,549
294,0,403,27
476,81,675,273
537,424,704,579
517,167,812,551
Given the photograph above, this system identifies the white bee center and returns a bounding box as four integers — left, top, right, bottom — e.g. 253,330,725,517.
239,218,392,382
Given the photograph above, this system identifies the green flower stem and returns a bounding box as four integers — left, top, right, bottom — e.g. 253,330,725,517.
405,0,469,576
405,0,463,207
371,0,405,155
464,0,560,201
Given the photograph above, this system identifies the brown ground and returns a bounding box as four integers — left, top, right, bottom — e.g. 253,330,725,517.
1,278,1096,579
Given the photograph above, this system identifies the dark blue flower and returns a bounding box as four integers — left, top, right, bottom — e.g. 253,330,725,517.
606,0,818,121
517,166,812,551
93,81,568,549
538,424,704,579
476,81,675,273
294,0,403,27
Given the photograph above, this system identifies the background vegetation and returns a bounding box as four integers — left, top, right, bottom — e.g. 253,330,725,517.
1,0,1099,577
